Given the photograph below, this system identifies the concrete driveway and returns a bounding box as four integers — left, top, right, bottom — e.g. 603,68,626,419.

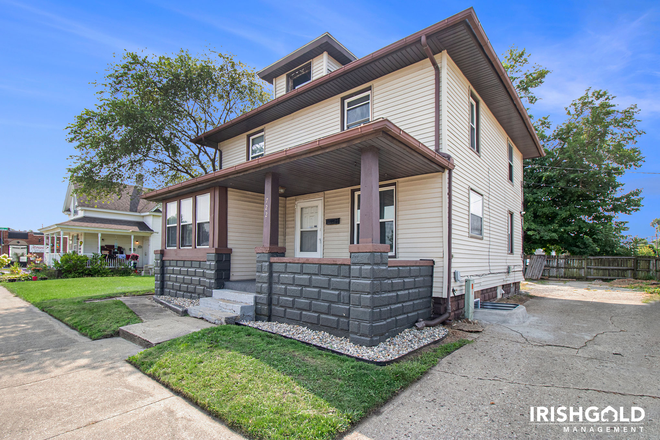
350,281,660,439
0,286,243,440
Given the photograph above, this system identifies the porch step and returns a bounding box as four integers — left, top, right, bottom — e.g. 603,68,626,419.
187,306,239,325
212,289,256,304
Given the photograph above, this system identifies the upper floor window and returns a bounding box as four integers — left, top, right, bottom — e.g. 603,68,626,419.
344,91,371,130
353,186,396,255
249,132,265,160
287,62,312,91
469,95,480,153
166,201,177,248
196,194,210,247
180,198,193,248
469,189,483,237
508,142,514,182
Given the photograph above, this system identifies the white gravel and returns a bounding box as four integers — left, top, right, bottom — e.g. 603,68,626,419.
154,295,199,309
242,321,448,362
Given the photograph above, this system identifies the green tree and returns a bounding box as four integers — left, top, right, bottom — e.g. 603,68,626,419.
67,49,271,197
502,48,646,255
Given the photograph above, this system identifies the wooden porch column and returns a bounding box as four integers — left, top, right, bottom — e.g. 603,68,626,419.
262,172,280,247
359,147,380,245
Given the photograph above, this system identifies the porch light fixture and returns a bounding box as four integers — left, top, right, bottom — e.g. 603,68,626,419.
278,186,286,195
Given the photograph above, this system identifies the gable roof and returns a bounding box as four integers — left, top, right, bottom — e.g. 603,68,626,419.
56,217,154,233
194,8,543,159
75,184,159,214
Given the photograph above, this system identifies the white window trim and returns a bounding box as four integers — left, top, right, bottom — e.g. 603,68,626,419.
249,132,265,161
195,193,210,248
295,198,324,258
179,197,193,248
469,96,478,153
165,201,177,249
353,186,396,256
508,142,514,183
287,61,312,91
507,211,514,254
344,91,372,130
469,189,484,238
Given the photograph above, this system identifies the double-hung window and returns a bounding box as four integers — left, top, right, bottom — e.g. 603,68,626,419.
469,190,483,237
249,132,264,160
344,91,371,130
354,187,395,254
196,194,210,247
165,202,177,248
507,211,514,254
469,96,479,153
287,62,312,91
179,198,193,248
508,142,514,183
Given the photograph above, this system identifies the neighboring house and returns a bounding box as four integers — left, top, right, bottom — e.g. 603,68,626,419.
143,8,543,345
0,229,45,266
40,183,162,268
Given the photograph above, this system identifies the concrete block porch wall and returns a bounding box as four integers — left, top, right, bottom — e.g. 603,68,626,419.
256,250,434,346
154,252,231,299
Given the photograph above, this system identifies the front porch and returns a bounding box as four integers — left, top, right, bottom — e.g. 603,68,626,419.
147,120,454,345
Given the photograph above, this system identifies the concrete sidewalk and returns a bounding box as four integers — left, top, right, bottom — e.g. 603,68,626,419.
0,286,244,440
349,282,660,439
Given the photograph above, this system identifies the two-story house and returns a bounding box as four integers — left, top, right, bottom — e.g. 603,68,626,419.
40,182,162,268
143,8,543,346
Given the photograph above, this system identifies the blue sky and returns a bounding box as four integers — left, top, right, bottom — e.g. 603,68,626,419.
1,0,658,241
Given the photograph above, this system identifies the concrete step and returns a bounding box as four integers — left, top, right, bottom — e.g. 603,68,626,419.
199,297,254,321
187,306,239,325
119,317,214,348
212,289,256,304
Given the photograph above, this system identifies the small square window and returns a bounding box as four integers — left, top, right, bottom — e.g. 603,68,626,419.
344,91,371,130
287,62,312,91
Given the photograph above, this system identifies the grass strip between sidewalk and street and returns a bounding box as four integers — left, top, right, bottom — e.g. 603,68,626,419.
128,325,470,440
2,276,154,339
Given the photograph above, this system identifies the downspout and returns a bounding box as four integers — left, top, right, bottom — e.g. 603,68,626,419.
417,35,453,328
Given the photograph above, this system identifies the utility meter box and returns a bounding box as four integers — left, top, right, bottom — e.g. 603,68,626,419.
465,278,474,320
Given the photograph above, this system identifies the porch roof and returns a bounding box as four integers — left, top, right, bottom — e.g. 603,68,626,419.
143,119,453,201
39,217,154,234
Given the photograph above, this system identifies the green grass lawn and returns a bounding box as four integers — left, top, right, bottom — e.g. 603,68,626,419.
129,325,470,440
2,276,154,339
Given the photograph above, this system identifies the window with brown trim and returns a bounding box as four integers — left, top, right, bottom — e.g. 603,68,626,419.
196,194,210,247
507,211,514,254
341,87,372,131
350,184,396,255
246,129,265,161
165,201,177,248
508,142,514,183
180,198,193,248
469,189,483,237
165,192,211,249
287,62,312,92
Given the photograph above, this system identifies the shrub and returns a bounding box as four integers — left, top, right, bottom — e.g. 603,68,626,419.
87,253,111,277
0,273,31,282
0,254,11,268
54,252,89,278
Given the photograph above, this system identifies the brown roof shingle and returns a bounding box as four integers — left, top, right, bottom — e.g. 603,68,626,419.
57,217,154,233
76,185,159,213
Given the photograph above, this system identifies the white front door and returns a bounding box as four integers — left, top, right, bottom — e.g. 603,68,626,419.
295,199,323,258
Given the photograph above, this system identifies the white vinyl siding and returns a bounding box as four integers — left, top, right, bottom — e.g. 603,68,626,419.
444,53,524,296
326,55,341,73
274,75,286,98
311,53,325,80
218,57,437,168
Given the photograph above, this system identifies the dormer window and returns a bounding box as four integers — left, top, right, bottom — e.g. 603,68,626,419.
287,62,312,92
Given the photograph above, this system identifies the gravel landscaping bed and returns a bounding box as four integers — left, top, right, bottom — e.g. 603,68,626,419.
242,321,448,363
154,295,199,309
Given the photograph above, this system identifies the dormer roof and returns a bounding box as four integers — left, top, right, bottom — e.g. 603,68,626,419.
257,32,356,84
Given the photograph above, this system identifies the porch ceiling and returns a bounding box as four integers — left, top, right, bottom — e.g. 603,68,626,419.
144,119,453,201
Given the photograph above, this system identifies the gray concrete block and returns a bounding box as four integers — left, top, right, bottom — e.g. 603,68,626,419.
350,266,362,278
272,263,287,273
286,286,302,297
285,309,301,321
351,307,372,321
351,253,374,265
279,296,294,308
360,294,374,307
287,263,302,273
351,279,374,293
302,312,319,324
320,315,339,329
338,318,349,331
312,301,330,314
303,264,319,274
340,265,350,277
279,274,295,285
331,304,350,317
320,289,339,303
398,267,410,277
349,334,378,347
272,306,285,317
311,276,330,288
340,292,350,304
294,275,311,286
331,278,350,291
302,288,320,300
320,265,339,276
351,294,362,305
295,298,311,310
272,284,286,295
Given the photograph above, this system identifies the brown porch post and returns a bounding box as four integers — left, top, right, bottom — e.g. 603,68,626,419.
359,147,380,245
262,172,279,247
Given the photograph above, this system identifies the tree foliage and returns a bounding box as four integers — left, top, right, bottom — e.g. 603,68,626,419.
67,49,271,197
502,48,645,255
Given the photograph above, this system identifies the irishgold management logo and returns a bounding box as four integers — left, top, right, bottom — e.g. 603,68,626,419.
530,406,645,434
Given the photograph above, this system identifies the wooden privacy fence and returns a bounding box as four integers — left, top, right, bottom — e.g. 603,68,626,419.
524,256,659,280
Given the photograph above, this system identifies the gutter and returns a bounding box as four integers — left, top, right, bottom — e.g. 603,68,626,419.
417,35,453,327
